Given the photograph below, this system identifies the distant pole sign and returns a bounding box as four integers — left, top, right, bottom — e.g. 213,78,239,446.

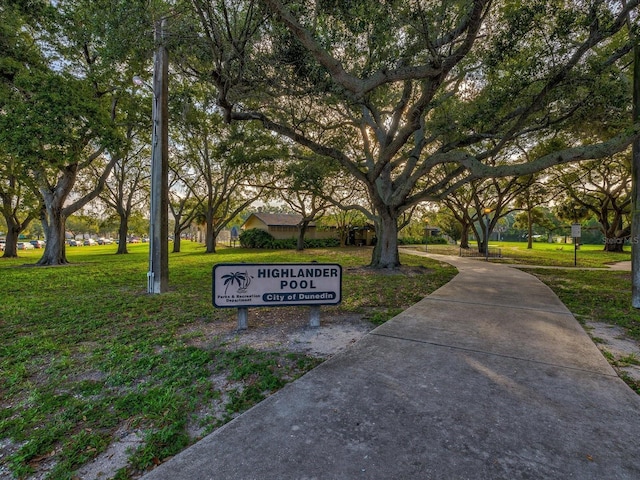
212,263,342,308
571,223,581,239
572,223,581,267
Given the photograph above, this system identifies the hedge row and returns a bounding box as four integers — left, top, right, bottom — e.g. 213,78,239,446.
239,229,340,249
238,228,450,249
397,236,448,245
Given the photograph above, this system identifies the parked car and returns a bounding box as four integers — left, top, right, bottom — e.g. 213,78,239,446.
30,240,46,248
68,239,82,247
0,241,5,251
97,237,113,245
83,238,97,246
17,242,35,250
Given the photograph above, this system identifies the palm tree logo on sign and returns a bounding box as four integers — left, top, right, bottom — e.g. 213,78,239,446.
222,270,253,294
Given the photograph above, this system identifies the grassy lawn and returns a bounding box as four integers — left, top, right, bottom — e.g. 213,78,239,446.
420,240,631,268
495,241,631,267
3,240,638,478
0,243,456,479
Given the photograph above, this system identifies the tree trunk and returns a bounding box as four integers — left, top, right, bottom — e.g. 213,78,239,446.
2,219,20,258
339,227,348,247
205,214,216,253
116,214,129,254
296,222,308,251
603,221,630,252
604,239,625,252
460,222,470,249
37,204,68,265
527,210,533,249
475,222,487,254
370,212,400,269
1,203,36,258
34,156,113,266
632,38,640,307
173,229,181,253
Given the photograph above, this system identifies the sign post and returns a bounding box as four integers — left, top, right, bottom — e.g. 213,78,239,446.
571,223,581,266
213,263,342,329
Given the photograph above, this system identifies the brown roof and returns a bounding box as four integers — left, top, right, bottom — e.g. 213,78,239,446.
247,212,313,227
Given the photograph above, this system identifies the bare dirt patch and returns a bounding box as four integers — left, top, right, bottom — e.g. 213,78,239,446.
73,428,145,480
585,321,640,382
179,307,375,357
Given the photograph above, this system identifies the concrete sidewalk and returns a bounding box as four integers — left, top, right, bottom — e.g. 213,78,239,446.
141,254,640,479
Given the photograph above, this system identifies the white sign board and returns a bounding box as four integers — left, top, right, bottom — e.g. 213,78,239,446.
571,223,581,238
213,263,342,308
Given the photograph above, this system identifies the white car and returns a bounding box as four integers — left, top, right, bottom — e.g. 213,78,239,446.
17,242,35,250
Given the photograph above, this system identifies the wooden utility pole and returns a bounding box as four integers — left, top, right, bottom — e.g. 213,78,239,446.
632,38,640,307
148,18,169,294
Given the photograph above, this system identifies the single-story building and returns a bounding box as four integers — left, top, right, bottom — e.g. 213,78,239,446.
242,213,338,240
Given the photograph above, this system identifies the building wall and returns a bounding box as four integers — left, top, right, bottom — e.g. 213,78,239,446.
313,228,339,240
243,216,268,231
242,217,299,240
267,225,300,240
242,214,340,241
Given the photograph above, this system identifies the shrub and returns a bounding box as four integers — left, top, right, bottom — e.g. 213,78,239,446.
271,238,297,249
397,236,448,245
239,232,342,250
239,229,275,248
397,237,420,245
304,238,340,248
426,236,448,245
269,238,341,249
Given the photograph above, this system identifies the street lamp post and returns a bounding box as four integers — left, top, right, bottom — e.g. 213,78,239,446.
134,19,169,294
483,208,491,261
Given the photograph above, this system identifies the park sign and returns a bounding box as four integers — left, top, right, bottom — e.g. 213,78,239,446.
212,263,342,308
571,223,582,239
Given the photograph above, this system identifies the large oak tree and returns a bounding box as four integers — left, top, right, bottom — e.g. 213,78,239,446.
0,1,138,265
182,0,640,268
176,95,282,253
551,156,632,252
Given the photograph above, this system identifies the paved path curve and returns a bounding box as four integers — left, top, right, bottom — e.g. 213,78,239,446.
141,254,640,480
